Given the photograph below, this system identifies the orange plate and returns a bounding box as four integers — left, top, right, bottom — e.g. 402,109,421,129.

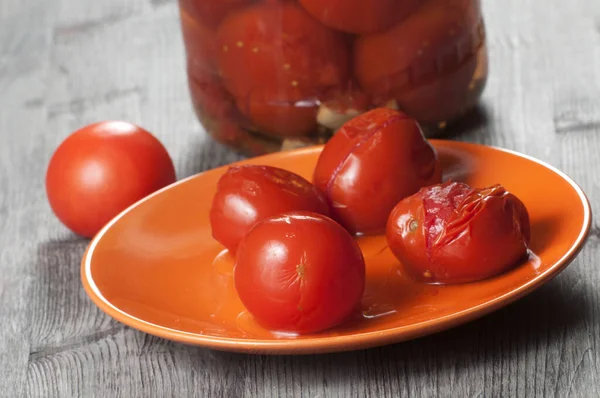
81,141,592,354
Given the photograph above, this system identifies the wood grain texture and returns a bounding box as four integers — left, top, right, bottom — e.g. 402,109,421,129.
1,0,599,396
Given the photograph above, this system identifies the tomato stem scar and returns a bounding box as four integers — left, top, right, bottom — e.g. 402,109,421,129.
409,219,418,232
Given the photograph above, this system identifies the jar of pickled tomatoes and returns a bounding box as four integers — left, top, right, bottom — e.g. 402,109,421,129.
178,0,488,155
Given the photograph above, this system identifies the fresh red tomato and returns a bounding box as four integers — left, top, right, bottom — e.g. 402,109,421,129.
46,122,176,238
178,0,254,28
236,87,318,137
313,108,442,235
216,3,350,100
354,0,484,123
386,181,531,284
298,0,421,34
234,211,366,334
210,165,330,254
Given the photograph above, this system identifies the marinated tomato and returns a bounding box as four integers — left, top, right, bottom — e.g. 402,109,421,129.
313,108,442,235
299,0,421,34
236,88,318,137
217,3,349,98
216,3,350,136
209,165,330,254
178,0,253,28
354,0,485,123
386,181,531,284
188,72,236,122
180,8,218,74
234,212,366,334
187,68,254,148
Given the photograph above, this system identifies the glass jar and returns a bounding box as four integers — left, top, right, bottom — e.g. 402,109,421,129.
178,0,488,155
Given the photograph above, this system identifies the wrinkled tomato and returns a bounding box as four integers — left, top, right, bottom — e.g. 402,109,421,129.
299,0,421,34
386,181,531,284
313,108,442,235
354,0,484,123
216,3,350,107
234,211,366,334
210,165,330,254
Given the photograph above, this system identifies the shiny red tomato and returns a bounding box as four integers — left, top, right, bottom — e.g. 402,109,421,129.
217,3,350,100
313,108,442,235
210,165,330,254
386,181,531,284
234,211,365,334
178,0,253,28
299,0,421,34
354,0,484,123
46,122,176,238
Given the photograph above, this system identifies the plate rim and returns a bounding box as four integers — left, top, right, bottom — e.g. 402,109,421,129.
80,140,593,354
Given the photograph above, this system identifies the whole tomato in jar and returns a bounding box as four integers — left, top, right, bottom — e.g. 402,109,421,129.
298,0,422,34
386,181,531,284
188,73,237,122
217,3,350,137
313,108,442,235
354,0,486,124
236,88,318,138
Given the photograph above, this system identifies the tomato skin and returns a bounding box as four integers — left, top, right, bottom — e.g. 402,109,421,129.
217,3,350,100
313,108,442,235
386,181,531,284
236,88,318,137
299,0,421,34
178,0,254,28
188,72,237,121
354,0,484,123
180,8,218,74
210,165,330,254
46,122,176,238
234,211,366,334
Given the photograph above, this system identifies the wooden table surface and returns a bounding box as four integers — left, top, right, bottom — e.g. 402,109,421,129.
1,0,600,396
